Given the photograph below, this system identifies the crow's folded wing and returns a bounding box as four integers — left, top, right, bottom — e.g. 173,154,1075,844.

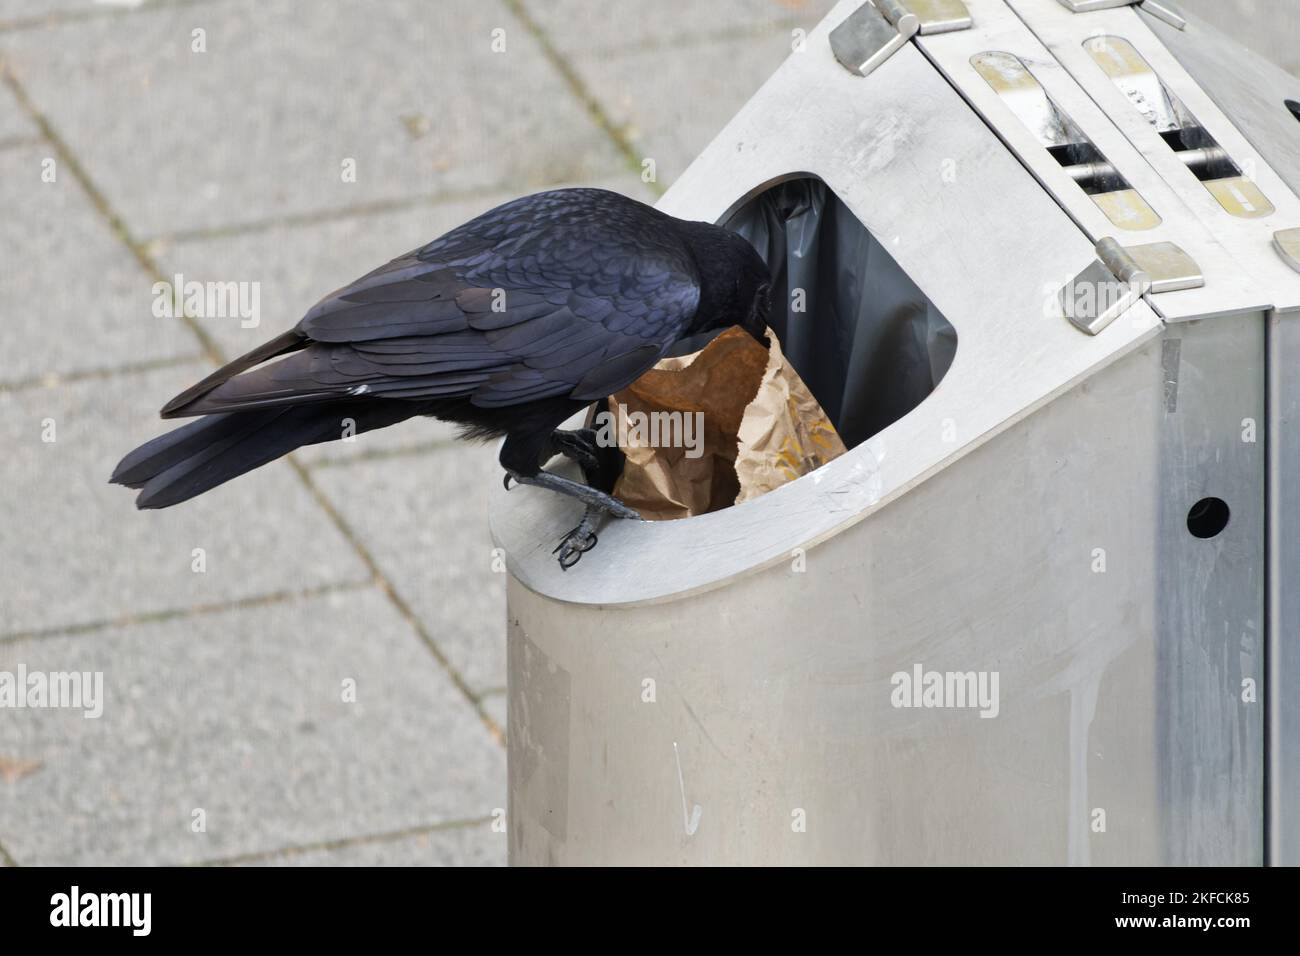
164,189,701,416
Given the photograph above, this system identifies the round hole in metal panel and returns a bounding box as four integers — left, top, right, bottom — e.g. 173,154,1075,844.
1187,497,1230,539
1287,99,1300,123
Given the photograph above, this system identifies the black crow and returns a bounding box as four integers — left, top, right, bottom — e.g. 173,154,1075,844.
111,188,773,567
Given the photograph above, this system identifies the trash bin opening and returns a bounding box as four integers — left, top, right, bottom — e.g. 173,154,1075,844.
723,176,958,450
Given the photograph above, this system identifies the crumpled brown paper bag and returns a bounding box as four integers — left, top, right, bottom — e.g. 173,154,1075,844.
605,326,846,520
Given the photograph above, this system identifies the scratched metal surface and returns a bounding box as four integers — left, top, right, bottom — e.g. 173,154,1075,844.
500,0,1273,864
1179,0,1300,78
507,318,1264,865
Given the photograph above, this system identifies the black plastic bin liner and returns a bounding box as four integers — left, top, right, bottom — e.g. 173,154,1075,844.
726,178,957,450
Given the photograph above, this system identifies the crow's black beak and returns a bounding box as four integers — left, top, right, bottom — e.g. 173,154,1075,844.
743,282,772,348
744,320,771,350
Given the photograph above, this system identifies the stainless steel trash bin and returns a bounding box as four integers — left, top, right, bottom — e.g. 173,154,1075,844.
490,0,1300,865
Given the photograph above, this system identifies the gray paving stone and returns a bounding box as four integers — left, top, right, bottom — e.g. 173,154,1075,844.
153,175,655,467
0,0,625,237
567,26,819,187
0,0,154,21
311,443,506,695
0,362,370,635
0,146,198,385
529,0,836,57
232,821,505,866
0,588,506,865
0,67,36,143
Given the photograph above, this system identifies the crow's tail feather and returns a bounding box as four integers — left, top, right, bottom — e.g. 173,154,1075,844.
160,329,307,418
110,400,421,509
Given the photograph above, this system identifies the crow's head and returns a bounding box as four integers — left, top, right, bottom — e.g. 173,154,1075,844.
741,276,772,346
725,231,771,345
728,232,773,346
672,219,773,346
690,228,772,345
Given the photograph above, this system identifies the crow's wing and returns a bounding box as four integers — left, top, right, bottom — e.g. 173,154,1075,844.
164,189,701,417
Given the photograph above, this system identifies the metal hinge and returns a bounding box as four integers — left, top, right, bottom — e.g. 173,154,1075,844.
1055,0,1187,31
830,0,972,78
1059,238,1204,335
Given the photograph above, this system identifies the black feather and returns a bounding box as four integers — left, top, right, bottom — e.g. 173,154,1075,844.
113,187,772,509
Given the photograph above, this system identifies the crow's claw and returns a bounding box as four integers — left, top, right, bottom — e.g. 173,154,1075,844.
553,527,598,555
500,467,641,568
503,472,516,491
503,468,641,521
549,428,602,474
554,525,599,570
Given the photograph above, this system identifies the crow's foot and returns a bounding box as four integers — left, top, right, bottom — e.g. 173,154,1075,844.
504,468,640,520
553,507,602,570
546,428,602,475
503,468,641,568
